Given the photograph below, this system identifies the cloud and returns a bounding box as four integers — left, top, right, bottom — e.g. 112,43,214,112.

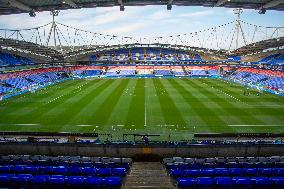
179,10,214,18
103,22,149,35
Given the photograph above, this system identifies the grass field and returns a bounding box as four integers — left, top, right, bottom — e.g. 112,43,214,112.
0,78,283,141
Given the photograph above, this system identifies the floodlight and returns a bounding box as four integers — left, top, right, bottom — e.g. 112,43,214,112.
167,4,172,10
258,8,266,14
29,10,36,17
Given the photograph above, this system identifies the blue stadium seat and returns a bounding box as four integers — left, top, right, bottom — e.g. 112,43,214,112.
0,166,10,173
251,177,271,185
215,168,229,176
32,175,50,184
170,169,186,177
271,177,284,185
230,168,243,175
53,166,67,175
0,175,9,184
112,168,126,176
201,169,215,176
244,168,257,175
97,168,112,176
259,168,274,176
186,169,200,176
196,177,214,186
177,178,196,187
85,176,104,186
38,166,53,174
68,166,82,175
215,177,233,185
104,177,122,186
49,175,65,185
234,177,253,185
65,176,84,185
24,166,38,174
82,167,96,175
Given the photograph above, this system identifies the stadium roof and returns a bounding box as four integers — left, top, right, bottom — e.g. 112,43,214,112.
231,37,284,55
0,38,64,61
0,0,284,15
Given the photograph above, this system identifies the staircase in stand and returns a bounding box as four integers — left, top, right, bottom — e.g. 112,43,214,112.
123,162,173,189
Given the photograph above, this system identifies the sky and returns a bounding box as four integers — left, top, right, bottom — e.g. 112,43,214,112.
0,5,283,49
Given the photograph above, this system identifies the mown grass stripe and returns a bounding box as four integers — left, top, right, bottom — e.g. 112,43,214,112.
153,78,186,128
171,78,231,133
106,79,138,129
87,79,130,127
187,79,268,130
35,79,107,127
125,79,145,129
203,79,284,118
0,79,85,115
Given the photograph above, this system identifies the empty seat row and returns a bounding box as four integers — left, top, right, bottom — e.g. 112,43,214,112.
1,155,132,164
177,177,284,187
165,162,284,169
0,174,122,187
163,156,284,164
170,168,284,177
0,165,126,176
0,160,131,169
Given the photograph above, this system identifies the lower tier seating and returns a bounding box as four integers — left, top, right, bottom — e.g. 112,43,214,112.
0,155,132,188
164,156,284,188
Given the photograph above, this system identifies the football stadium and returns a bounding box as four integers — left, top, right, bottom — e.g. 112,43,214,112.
0,0,284,188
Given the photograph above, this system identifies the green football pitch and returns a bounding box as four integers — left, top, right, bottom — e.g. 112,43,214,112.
0,78,283,141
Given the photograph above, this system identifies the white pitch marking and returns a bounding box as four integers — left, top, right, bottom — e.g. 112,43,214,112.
229,124,284,127
76,124,93,127
0,123,40,126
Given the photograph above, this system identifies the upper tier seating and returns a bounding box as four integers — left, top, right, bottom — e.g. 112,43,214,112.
0,53,34,66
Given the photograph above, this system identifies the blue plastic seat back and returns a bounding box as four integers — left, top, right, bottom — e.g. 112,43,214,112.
39,166,53,174
234,177,253,185
244,168,257,176
112,168,126,176
197,177,213,185
177,178,196,187
215,177,233,185
53,166,67,175
66,176,84,185
259,168,273,176
49,175,65,184
201,169,215,176
271,177,284,185
68,167,82,175
24,166,38,174
186,169,200,176
170,169,185,177
215,168,229,176
104,177,121,186
85,177,104,185
33,175,50,184
0,166,10,173
11,165,25,173
251,177,270,185
230,168,243,175
97,168,112,176
0,176,9,183
82,167,96,176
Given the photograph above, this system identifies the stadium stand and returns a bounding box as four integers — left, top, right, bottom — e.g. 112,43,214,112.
164,156,284,188
0,52,34,66
0,155,132,188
